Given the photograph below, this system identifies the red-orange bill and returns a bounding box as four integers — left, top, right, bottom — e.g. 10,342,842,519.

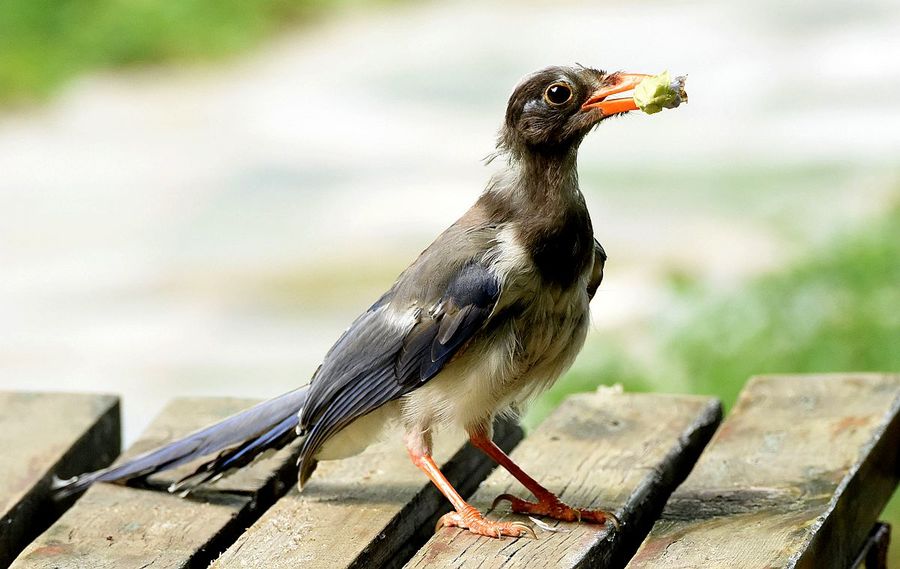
581,73,651,116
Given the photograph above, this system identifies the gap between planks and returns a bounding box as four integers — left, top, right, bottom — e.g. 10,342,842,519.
0,392,120,568
11,398,299,569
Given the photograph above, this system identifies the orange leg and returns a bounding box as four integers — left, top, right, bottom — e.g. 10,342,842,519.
406,440,534,539
468,428,619,529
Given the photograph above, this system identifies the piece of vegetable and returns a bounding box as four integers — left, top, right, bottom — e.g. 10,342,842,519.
633,71,688,115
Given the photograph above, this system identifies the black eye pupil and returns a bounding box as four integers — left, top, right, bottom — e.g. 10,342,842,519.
546,84,571,105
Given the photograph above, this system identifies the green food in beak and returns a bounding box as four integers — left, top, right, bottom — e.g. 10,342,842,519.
633,71,688,115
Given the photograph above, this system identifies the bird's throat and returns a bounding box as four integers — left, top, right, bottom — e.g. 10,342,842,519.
502,145,581,205
489,149,594,290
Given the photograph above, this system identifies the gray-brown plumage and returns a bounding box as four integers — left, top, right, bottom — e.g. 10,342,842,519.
56,65,647,538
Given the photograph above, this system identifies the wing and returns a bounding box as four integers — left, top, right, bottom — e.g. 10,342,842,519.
587,238,606,300
296,259,500,484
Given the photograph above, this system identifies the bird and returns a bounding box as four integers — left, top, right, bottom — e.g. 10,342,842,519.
55,66,659,539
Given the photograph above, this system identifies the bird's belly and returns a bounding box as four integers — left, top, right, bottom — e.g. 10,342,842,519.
400,284,590,431
314,402,399,461
509,285,592,405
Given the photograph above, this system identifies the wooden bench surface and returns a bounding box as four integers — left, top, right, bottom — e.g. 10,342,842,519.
405,391,722,569
0,392,119,567
11,397,301,569
626,373,900,569
7,373,899,568
210,418,522,568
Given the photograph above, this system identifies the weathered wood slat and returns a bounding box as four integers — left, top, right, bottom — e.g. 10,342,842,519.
210,418,523,569
405,391,723,569
0,391,120,567
627,373,900,569
11,397,302,569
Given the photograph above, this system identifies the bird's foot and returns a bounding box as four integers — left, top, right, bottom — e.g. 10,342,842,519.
492,493,620,530
436,505,535,539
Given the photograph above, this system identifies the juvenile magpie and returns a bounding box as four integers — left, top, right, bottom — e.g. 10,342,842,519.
57,67,664,538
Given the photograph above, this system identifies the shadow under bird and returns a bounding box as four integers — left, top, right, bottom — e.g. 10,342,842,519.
56,66,684,538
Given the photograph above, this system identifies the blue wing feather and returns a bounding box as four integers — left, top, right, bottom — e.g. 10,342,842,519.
296,261,501,484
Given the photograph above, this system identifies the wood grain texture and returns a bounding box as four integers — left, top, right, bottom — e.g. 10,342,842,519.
628,373,900,569
11,397,301,569
405,391,723,569
0,391,120,567
211,418,523,569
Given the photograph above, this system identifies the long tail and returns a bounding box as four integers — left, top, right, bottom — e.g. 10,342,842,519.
53,386,309,498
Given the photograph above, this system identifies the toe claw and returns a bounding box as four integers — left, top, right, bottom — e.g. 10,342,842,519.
513,522,537,539
578,508,620,530
491,493,517,510
606,512,621,531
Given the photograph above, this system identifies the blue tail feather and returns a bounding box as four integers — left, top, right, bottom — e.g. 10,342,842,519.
53,386,308,497
168,413,300,493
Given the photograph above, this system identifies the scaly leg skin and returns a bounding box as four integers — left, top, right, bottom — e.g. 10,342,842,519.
469,427,620,530
406,434,535,539
490,491,619,528
436,504,535,539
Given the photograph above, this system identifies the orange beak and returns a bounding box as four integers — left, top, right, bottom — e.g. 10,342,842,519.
581,73,651,116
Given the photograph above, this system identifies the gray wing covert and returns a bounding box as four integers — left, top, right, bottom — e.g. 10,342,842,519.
296,261,500,484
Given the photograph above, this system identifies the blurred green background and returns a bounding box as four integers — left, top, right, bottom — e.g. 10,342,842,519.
0,0,897,563
0,0,357,105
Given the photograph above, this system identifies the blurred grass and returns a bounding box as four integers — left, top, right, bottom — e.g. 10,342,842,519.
529,197,900,562
661,205,899,404
0,0,367,105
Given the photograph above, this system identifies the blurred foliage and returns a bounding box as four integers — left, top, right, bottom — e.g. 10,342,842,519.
531,198,899,422
662,203,899,404
0,0,361,105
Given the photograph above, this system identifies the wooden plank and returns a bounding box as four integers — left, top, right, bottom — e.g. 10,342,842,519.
404,391,723,569
627,373,900,569
11,397,302,569
0,391,120,567
211,418,524,569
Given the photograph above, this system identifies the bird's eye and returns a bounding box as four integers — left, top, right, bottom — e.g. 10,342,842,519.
543,82,573,106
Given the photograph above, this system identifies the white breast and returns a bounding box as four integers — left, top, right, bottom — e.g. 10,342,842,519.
399,224,592,433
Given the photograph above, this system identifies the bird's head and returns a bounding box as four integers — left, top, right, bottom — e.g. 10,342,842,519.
498,66,649,157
